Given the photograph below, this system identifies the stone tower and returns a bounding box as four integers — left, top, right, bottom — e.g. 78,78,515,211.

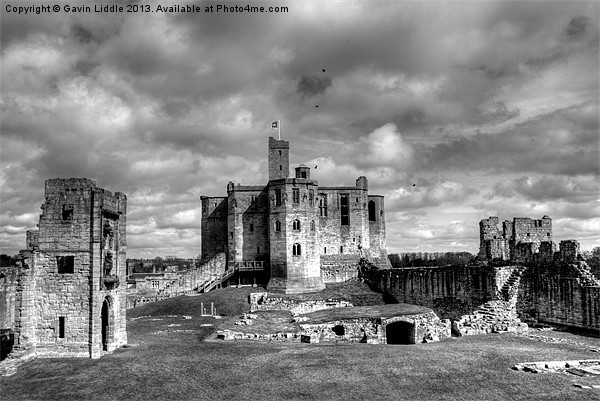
13,178,127,359
267,142,325,293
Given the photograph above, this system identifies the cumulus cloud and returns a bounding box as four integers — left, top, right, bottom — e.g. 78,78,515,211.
296,75,332,98
1,1,598,256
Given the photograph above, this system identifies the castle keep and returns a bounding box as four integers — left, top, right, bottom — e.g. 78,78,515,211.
201,137,388,294
11,178,127,360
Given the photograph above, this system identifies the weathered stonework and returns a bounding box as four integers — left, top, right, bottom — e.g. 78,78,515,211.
201,137,388,294
364,240,599,332
1,178,128,374
478,215,553,263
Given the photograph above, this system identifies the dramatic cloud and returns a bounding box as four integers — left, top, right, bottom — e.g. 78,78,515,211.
1,1,598,257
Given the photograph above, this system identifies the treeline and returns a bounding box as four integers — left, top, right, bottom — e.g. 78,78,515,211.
127,257,198,274
388,252,476,268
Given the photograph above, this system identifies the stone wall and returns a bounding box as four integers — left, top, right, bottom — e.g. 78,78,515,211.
320,254,361,283
200,197,228,260
126,253,227,308
249,292,353,314
365,265,496,320
0,267,18,332
517,262,599,329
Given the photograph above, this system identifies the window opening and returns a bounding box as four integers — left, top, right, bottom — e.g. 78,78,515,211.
293,219,301,231
293,188,300,204
59,317,65,339
249,224,254,232
62,204,74,220
310,220,315,231
340,195,349,225
319,195,328,217
368,200,376,221
57,256,75,274
309,189,314,205
275,189,282,206
275,221,281,232
293,243,301,256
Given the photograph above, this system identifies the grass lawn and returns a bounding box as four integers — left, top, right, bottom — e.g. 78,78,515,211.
1,286,599,401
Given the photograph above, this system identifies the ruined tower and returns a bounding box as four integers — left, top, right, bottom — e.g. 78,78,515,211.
13,178,127,359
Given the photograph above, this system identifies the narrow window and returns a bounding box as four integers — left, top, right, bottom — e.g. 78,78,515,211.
319,195,328,217
249,224,254,232
152,280,160,288
59,317,65,339
275,220,281,232
62,204,74,220
340,246,343,254
368,200,376,221
279,165,282,171
279,150,281,156
275,189,282,206
230,232,234,239
527,233,530,237
301,172,307,178
251,195,257,210
309,189,314,205
293,219,301,231
340,195,349,225
310,220,315,231
293,243,301,256
324,247,327,254
57,256,75,274
293,188,300,204
257,246,260,254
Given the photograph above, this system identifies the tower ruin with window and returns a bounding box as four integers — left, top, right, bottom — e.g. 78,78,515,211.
12,178,127,359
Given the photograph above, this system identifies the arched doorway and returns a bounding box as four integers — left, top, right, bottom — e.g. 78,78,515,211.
101,298,111,351
385,320,415,344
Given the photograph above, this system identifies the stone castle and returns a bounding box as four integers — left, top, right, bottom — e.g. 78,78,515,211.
201,137,389,294
5,178,127,363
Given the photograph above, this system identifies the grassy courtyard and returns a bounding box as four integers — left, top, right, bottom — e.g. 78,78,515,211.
1,285,599,400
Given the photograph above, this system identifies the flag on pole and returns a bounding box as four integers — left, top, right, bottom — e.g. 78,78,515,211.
272,120,281,140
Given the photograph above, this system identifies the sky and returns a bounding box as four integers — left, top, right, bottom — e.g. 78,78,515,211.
1,0,598,258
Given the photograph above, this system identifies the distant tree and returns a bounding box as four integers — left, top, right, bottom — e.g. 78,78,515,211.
584,247,600,277
388,254,401,268
0,254,17,267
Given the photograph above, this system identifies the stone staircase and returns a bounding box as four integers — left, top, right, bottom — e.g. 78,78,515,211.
500,266,528,303
572,262,600,287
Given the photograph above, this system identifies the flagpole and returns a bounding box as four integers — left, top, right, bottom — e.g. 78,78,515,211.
278,120,281,140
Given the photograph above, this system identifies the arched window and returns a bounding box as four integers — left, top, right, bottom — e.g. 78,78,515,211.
275,220,281,232
368,200,376,221
293,243,301,256
310,220,315,231
292,219,301,231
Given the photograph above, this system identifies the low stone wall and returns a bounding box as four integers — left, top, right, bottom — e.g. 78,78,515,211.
249,292,353,314
453,300,528,336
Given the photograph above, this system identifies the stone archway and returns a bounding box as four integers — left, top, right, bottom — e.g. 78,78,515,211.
385,320,415,344
101,297,113,351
